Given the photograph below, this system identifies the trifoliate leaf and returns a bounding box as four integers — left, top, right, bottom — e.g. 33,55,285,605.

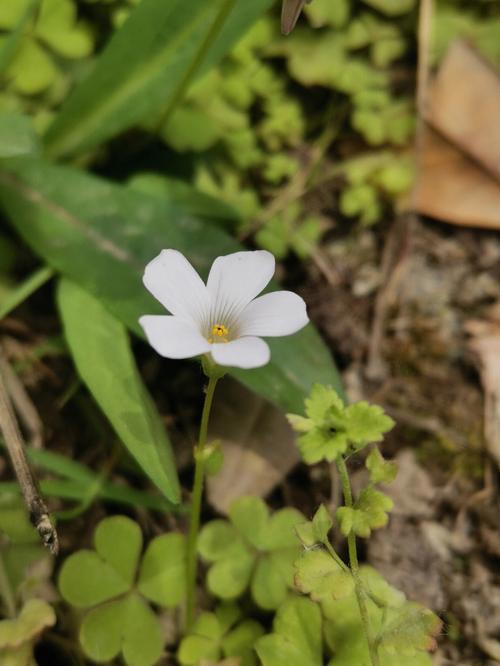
336,487,394,538
80,593,163,666
255,597,322,666
199,497,304,609
137,532,186,607
0,112,39,158
343,402,395,450
59,516,142,608
295,549,354,602
366,447,397,485
178,604,263,666
379,603,442,656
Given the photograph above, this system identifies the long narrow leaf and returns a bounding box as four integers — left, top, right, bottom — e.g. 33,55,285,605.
44,0,273,160
0,265,53,320
57,278,180,504
0,158,343,413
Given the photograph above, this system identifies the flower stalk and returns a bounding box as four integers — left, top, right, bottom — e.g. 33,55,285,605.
336,455,380,666
185,371,219,630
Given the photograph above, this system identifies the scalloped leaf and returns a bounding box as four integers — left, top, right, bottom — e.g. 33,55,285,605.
295,549,354,602
255,597,322,666
337,488,393,538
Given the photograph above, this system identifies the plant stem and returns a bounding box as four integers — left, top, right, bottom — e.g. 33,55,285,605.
336,455,380,666
185,373,219,630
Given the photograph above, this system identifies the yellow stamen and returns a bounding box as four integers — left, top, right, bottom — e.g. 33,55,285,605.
210,324,229,343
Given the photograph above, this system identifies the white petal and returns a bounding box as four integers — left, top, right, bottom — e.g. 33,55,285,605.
210,337,270,369
206,251,275,325
238,291,309,337
139,315,210,359
143,249,210,326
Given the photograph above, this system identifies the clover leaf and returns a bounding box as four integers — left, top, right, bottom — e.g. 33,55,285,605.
198,497,304,610
0,598,55,666
295,549,354,602
255,596,323,666
366,447,397,485
178,603,264,666
58,516,186,666
337,487,394,538
288,385,395,464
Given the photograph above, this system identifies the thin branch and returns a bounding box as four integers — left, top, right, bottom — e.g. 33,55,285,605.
0,346,58,555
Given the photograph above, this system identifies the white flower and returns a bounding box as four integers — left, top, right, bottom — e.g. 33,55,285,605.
139,249,309,369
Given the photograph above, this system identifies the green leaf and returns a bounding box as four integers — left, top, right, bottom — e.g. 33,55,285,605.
57,278,180,503
80,593,163,666
0,598,55,647
323,567,434,666
35,0,94,59
312,504,333,543
305,384,345,426
44,0,274,159
378,603,442,655
361,0,415,16
0,157,342,416
294,549,354,602
137,532,186,607
0,113,39,159
5,37,58,95
58,515,142,607
178,604,263,666
255,597,323,666
304,0,350,28
290,386,394,464
343,402,395,450
366,447,397,485
199,498,304,609
0,265,53,320
336,487,393,538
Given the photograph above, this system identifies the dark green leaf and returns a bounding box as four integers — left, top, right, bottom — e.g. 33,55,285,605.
44,0,274,159
0,158,342,414
57,278,180,503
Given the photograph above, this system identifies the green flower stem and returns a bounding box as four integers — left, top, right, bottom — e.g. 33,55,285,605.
185,373,219,630
336,455,380,666
0,549,16,618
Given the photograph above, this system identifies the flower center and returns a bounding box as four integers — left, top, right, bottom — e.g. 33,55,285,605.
209,324,229,343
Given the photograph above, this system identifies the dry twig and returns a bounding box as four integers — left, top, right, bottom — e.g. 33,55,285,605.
0,346,58,554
